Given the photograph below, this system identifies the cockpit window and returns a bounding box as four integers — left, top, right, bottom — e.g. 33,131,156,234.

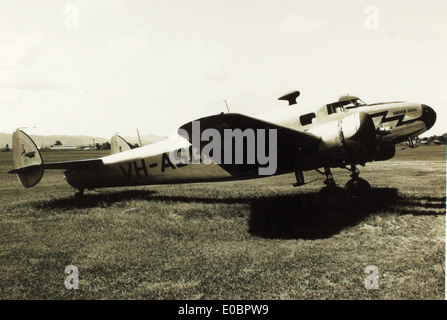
345,99,366,108
327,98,366,114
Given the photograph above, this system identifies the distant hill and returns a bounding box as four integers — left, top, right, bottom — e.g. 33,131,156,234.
0,132,166,148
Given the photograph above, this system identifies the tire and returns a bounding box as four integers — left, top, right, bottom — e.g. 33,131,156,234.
345,178,371,199
317,185,350,209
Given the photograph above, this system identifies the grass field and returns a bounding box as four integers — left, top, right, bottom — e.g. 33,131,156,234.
0,146,445,299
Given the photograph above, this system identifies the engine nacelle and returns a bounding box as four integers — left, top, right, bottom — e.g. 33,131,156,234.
308,112,376,167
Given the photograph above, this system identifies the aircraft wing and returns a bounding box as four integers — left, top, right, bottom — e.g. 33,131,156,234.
178,113,321,175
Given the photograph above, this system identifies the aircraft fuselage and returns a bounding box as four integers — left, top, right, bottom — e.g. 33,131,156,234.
64,99,436,191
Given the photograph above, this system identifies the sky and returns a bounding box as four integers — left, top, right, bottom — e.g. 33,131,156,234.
0,0,446,138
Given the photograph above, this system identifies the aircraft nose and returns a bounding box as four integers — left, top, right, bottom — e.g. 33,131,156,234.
421,104,436,130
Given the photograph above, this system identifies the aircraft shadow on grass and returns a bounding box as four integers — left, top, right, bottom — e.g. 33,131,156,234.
32,187,445,240
248,190,445,239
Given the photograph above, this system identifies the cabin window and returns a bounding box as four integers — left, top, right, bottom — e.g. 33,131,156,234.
326,102,346,115
300,113,316,126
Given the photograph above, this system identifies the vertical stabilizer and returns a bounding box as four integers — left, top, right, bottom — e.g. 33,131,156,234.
111,134,133,154
11,129,44,188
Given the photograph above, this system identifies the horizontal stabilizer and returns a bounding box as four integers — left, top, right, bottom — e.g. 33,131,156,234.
42,159,104,170
8,164,43,174
8,158,104,173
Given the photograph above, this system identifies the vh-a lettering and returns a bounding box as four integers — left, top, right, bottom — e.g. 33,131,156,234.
176,149,189,168
133,159,148,178
119,163,133,180
161,153,176,172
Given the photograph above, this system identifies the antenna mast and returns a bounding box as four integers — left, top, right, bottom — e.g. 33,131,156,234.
224,100,230,113
136,129,142,147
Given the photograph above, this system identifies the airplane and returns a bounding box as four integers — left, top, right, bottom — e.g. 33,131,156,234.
8,91,437,202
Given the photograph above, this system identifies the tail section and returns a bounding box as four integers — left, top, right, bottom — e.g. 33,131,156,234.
10,129,44,188
9,129,105,189
111,134,133,154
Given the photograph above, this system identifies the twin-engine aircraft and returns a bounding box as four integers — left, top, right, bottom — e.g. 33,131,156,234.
9,91,436,200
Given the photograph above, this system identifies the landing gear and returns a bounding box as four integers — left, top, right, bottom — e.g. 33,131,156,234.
316,167,349,206
322,167,335,186
293,170,305,187
315,165,372,205
344,165,371,199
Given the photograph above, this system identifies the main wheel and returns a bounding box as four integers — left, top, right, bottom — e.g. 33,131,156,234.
345,178,371,199
317,184,350,208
